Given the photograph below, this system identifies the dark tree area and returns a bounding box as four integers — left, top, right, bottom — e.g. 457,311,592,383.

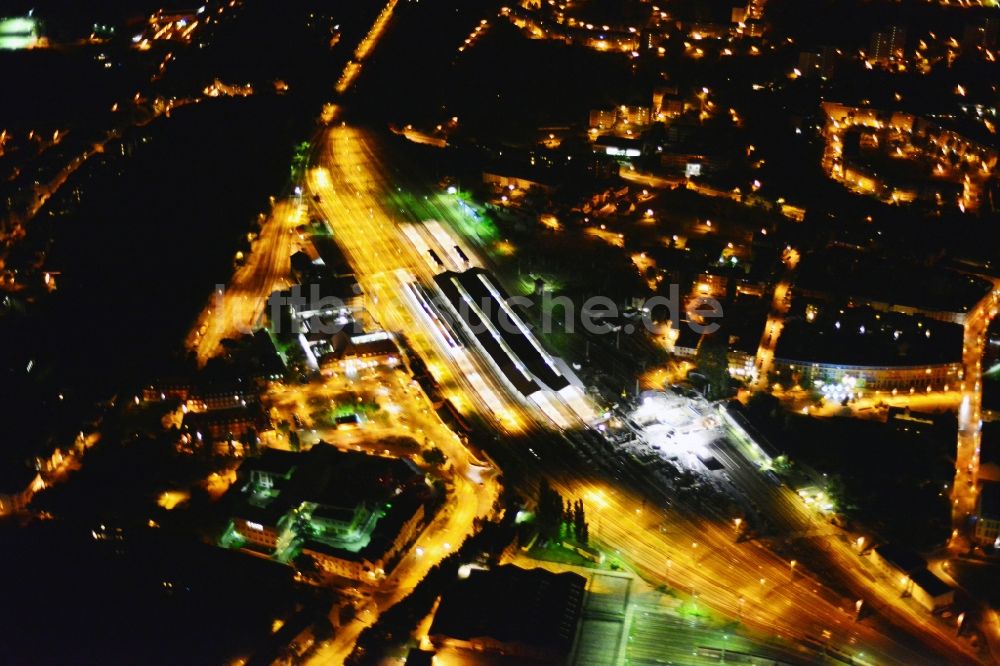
572,498,590,546
741,408,955,549
695,331,731,400
422,447,447,466
537,479,565,542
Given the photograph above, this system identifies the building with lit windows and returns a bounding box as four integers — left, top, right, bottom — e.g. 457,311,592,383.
482,170,557,194
961,17,999,52
769,305,963,392
822,103,998,212
973,480,1000,548
619,104,651,128
0,15,44,50
182,403,270,442
669,322,703,358
588,108,617,130
869,26,907,64
226,444,431,582
771,359,962,393
318,330,400,374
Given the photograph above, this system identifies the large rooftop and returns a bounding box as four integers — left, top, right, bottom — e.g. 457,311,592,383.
433,268,568,395
910,569,952,598
775,305,963,368
430,565,585,656
795,247,991,316
873,544,927,574
237,443,421,512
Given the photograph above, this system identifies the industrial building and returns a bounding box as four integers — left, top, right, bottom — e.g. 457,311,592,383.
227,444,431,583
433,268,569,397
428,565,585,663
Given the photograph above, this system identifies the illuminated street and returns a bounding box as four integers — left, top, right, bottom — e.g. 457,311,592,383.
951,285,1000,545
290,366,501,664
307,127,532,435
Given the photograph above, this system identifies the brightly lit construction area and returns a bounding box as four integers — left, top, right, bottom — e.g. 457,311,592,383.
626,391,724,473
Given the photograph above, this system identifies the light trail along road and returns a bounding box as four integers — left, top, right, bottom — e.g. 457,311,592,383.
951,284,1000,547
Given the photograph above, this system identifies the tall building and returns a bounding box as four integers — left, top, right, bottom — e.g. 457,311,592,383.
870,26,907,64
798,47,841,78
588,108,616,130
619,104,651,127
962,18,999,53
746,0,766,21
